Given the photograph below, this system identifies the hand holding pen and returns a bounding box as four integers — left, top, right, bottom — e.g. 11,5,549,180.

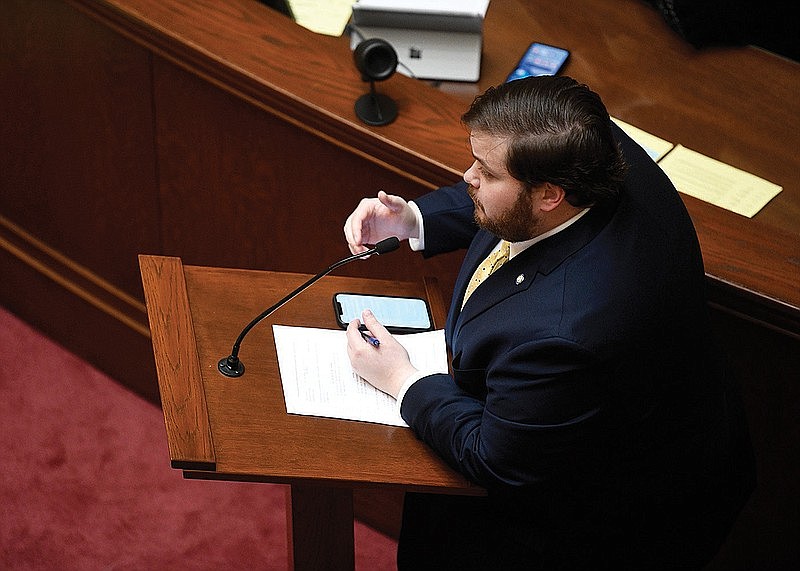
345,309,418,399
359,323,380,347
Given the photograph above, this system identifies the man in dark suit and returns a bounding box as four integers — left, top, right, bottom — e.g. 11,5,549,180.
342,76,754,570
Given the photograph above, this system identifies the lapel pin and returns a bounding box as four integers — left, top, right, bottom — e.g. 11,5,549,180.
516,274,525,285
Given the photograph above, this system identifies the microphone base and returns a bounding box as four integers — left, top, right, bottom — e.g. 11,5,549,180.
355,92,397,126
218,356,245,378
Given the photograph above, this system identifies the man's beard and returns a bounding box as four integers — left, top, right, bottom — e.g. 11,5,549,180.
467,184,541,242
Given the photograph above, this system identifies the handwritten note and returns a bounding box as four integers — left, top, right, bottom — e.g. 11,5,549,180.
273,325,448,426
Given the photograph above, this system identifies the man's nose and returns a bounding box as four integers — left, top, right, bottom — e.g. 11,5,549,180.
463,162,479,187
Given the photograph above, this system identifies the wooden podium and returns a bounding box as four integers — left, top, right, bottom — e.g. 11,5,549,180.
138,255,482,570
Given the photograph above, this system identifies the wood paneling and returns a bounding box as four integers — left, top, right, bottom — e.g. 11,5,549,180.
707,309,800,570
0,0,159,396
151,56,462,283
0,0,160,295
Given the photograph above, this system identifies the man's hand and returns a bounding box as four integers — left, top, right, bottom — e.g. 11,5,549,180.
345,309,418,399
343,191,418,255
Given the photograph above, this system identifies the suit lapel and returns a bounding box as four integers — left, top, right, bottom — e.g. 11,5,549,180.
448,198,618,348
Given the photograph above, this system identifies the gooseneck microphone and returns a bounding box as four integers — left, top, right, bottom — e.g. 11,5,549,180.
217,236,400,377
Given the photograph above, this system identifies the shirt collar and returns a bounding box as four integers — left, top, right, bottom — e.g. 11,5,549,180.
509,208,591,259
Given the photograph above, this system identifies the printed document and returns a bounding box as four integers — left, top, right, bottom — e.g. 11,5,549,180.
611,118,782,217
273,325,448,427
657,144,783,218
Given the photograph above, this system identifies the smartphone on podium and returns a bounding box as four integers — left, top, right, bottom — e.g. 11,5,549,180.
333,292,433,334
506,42,570,82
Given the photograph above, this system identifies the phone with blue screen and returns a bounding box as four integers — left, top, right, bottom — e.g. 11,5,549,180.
506,42,570,82
333,293,433,334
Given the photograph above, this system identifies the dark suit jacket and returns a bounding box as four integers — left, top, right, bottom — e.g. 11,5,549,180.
398,124,755,570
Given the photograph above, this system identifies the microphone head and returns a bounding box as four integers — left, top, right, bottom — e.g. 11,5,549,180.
374,236,400,254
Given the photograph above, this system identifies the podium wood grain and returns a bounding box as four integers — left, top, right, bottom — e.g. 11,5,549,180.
139,255,215,471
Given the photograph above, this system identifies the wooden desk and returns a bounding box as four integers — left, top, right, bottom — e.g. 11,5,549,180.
139,256,480,570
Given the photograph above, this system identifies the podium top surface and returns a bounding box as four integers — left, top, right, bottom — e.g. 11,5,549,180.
140,255,479,494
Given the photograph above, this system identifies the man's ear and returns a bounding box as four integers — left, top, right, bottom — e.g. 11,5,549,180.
539,182,567,212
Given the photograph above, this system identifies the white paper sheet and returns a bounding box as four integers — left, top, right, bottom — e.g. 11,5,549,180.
273,325,448,427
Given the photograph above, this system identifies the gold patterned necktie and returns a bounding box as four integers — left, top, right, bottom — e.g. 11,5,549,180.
462,240,511,307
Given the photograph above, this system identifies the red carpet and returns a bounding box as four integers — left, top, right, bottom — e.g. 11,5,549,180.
0,306,397,569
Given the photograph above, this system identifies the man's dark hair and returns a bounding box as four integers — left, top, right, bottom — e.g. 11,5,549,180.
462,76,627,207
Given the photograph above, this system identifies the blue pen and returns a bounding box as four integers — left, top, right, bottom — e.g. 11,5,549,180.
358,324,380,347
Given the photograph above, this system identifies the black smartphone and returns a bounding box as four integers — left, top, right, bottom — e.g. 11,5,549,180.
333,292,433,334
506,42,570,82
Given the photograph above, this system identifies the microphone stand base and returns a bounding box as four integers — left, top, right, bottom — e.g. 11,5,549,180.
355,92,397,126
218,356,245,378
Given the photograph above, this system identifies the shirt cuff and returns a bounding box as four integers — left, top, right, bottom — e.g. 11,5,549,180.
407,201,425,252
395,369,431,416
